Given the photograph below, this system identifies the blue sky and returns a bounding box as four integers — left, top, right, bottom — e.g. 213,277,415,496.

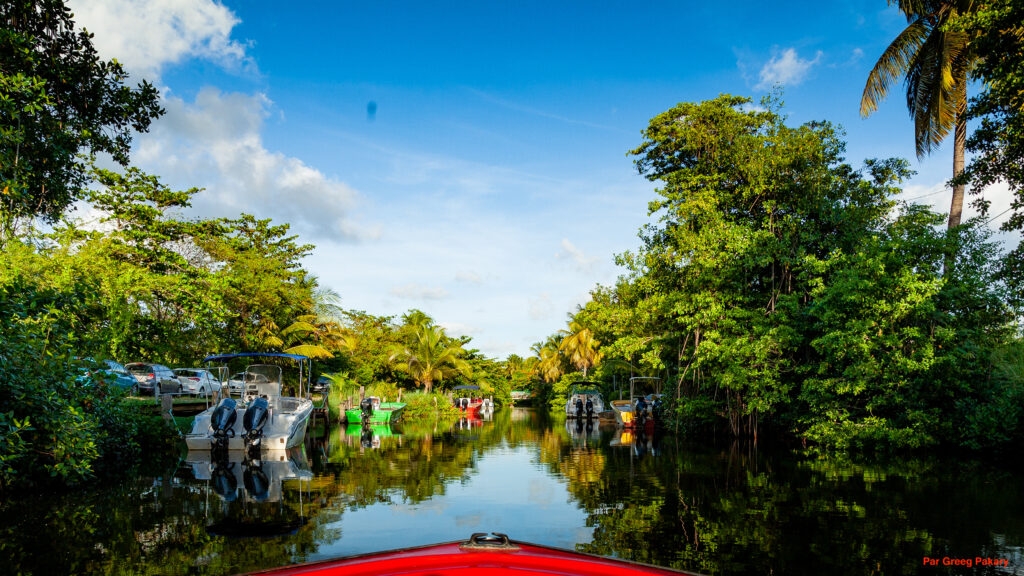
67,0,1015,358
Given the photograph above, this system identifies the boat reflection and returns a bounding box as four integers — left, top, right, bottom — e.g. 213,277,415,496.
565,415,601,448
186,447,314,537
342,422,401,451
609,426,660,457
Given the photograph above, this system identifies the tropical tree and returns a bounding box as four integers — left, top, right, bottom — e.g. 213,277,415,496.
533,336,565,384
860,0,978,228
390,324,471,392
0,0,162,238
559,321,603,377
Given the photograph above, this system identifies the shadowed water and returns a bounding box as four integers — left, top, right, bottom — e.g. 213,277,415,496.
1,408,1022,575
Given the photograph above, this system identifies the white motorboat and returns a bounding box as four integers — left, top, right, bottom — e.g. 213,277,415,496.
185,353,314,452
564,382,605,419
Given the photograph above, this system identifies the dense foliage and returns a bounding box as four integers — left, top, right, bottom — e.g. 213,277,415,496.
525,95,1021,452
0,0,162,236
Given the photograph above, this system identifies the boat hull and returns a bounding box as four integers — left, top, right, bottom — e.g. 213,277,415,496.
243,537,697,575
185,398,313,451
345,402,406,424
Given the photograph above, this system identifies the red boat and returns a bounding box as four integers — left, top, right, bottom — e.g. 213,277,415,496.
244,533,698,576
452,384,487,416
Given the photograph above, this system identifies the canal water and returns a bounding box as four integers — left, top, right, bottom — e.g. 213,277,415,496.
2,408,1023,575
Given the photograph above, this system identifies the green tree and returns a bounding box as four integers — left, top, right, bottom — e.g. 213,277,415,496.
390,323,471,392
0,0,162,237
559,320,603,377
950,0,1024,296
860,0,978,229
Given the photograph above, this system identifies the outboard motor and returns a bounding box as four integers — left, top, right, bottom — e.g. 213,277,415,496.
360,425,374,448
575,398,584,419
359,397,374,425
585,398,594,420
211,397,238,449
651,396,665,426
242,396,269,449
635,396,648,427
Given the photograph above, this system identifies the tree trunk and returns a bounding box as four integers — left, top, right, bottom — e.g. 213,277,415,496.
948,82,967,229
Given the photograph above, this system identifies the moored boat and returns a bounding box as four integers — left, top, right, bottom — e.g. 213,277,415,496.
452,384,484,416
185,353,314,452
609,377,662,429
565,382,605,419
344,397,406,424
242,532,698,575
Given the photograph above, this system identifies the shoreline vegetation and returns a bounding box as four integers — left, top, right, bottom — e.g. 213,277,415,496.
2,0,1023,491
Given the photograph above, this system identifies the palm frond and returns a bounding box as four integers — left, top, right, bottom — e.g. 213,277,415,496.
861,20,930,116
283,344,334,359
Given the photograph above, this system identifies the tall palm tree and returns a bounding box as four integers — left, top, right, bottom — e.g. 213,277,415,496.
558,321,603,377
860,0,977,228
390,324,471,392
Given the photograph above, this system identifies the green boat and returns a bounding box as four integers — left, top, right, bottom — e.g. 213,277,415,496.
345,397,406,424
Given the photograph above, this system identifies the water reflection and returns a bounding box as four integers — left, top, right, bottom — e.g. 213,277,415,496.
0,409,1022,575
186,448,314,538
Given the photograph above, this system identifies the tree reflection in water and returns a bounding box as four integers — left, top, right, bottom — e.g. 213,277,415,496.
0,409,1022,575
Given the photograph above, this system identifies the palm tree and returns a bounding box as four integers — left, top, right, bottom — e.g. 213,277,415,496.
860,0,977,228
281,314,348,359
558,321,603,377
532,335,565,383
390,324,471,392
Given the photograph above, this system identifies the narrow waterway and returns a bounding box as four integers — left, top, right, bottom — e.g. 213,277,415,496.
2,408,1022,575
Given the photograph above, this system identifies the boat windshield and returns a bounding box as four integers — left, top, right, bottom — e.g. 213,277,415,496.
244,364,282,399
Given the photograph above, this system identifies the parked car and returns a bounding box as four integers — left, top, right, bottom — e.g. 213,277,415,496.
125,363,182,395
77,358,136,390
226,371,271,395
173,368,222,396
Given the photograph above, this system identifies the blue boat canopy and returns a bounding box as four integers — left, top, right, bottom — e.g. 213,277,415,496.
452,385,479,391
203,352,311,363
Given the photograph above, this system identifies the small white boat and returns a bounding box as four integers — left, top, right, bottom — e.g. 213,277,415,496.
564,383,605,419
185,353,314,452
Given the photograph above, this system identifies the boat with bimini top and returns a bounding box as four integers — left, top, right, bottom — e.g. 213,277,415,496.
565,382,605,419
185,353,314,453
610,376,662,429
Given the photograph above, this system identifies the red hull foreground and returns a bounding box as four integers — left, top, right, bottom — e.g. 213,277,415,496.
244,533,698,576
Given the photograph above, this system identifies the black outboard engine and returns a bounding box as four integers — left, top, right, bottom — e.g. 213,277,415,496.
651,396,665,426
575,398,584,419
585,398,594,419
211,397,238,449
635,396,648,427
359,397,374,425
243,396,269,449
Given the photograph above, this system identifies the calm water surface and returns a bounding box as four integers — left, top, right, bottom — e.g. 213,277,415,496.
2,408,1023,575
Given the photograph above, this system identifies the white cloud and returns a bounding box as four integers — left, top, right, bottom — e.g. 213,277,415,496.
556,238,599,272
69,0,250,81
755,47,822,90
134,87,363,240
389,283,450,300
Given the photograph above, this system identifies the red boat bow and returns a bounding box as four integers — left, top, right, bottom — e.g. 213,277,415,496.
244,533,697,576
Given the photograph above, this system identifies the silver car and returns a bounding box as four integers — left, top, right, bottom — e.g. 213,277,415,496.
173,368,222,396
